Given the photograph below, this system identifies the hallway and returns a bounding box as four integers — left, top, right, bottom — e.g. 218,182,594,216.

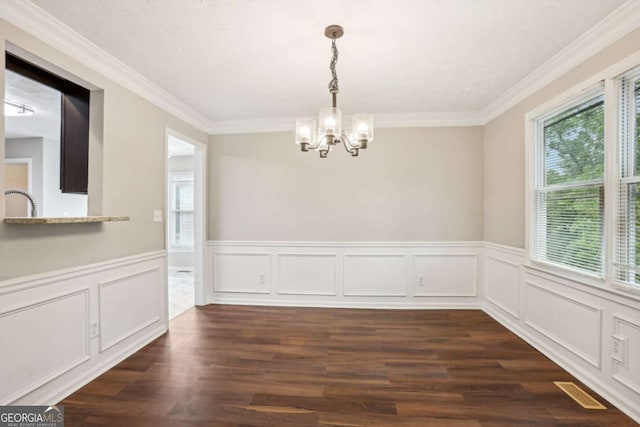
168,268,194,319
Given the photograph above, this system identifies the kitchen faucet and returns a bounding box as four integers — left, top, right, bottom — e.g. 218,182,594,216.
4,189,37,217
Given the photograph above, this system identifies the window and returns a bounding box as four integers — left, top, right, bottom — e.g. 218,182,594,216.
169,173,194,249
527,61,640,296
532,91,605,277
6,53,90,194
615,70,640,291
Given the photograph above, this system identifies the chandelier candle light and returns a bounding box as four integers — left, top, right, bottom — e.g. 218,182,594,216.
295,25,374,158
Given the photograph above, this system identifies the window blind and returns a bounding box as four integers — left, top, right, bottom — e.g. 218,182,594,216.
615,74,640,288
532,93,605,276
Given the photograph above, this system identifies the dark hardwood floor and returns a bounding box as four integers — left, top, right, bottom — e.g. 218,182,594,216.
61,305,638,426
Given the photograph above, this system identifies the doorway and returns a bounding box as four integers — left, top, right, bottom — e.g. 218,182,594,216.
165,130,206,320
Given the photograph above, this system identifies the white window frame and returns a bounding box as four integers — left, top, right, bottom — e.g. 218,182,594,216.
613,67,640,295
168,172,194,251
525,49,640,298
529,86,606,279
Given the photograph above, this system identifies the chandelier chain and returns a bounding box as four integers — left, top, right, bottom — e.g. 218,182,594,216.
328,39,339,94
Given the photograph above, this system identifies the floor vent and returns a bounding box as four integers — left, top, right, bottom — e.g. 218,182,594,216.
554,381,606,410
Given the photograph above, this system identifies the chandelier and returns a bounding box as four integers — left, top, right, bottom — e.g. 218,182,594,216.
4,100,35,117
295,25,374,158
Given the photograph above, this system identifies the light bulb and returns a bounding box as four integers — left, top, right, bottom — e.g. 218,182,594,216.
295,118,316,146
324,117,336,134
299,126,310,143
357,122,369,137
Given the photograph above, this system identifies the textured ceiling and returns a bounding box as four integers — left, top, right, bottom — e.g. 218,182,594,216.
31,0,627,121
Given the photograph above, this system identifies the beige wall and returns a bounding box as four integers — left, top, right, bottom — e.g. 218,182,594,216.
209,127,484,242
483,27,640,249
0,19,207,280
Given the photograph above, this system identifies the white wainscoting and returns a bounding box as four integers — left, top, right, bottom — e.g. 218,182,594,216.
413,254,477,297
612,314,640,395
207,241,483,308
0,251,167,406
343,254,408,297
483,242,640,423
0,289,89,404
524,280,603,369
213,252,271,293
484,251,521,318
98,267,163,352
277,254,337,296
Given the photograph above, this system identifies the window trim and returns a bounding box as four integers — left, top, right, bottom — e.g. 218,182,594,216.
525,48,640,299
612,68,640,294
529,85,606,280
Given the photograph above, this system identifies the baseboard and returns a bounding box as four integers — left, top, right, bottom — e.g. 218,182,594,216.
483,304,640,424
208,240,485,248
209,296,481,310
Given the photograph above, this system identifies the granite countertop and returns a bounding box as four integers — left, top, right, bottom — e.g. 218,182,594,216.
4,216,130,224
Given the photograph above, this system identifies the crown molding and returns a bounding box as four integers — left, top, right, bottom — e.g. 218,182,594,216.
373,111,484,128
209,117,297,135
0,0,212,132
209,111,484,135
482,0,640,124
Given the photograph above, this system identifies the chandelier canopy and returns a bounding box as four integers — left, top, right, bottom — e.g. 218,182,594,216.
295,25,374,158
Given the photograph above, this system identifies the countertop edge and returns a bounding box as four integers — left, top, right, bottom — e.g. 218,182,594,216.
4,216,130,224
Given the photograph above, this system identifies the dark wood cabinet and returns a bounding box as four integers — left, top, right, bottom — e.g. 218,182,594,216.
60,82,90,194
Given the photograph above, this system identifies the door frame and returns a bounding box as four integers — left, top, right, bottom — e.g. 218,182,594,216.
165,129,207,312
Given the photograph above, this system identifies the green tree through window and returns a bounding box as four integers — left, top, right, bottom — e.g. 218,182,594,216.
534,94,604,274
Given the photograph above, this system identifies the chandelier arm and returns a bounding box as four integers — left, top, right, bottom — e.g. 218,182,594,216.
341,134,359,149
307,134,328,151
340,135,357,154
